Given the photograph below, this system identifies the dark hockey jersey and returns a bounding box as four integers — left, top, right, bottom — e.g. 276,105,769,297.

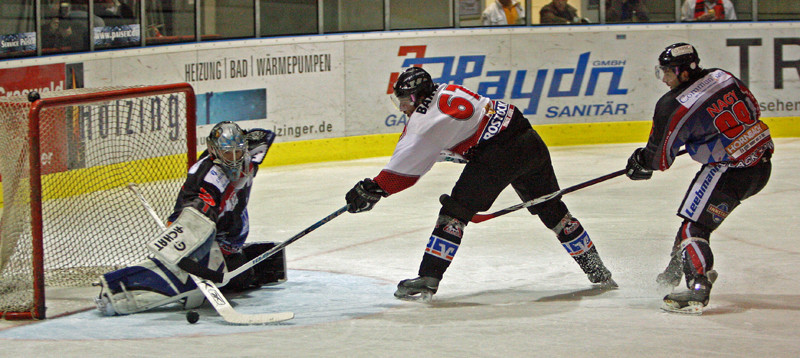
169,128,274,254
641,68,773,170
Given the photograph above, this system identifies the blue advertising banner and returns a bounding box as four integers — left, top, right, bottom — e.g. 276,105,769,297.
196,88,267,125
0,32,36,55
94,24,140,46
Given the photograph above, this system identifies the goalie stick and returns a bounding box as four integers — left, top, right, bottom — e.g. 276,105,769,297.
127,183,294,325
222,205,348,285
470,149,687,223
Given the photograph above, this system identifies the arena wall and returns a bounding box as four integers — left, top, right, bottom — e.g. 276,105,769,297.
1,22,798,168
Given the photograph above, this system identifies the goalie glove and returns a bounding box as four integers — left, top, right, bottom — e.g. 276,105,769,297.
346,178,388,213
245,128,275,165
626,148,653,180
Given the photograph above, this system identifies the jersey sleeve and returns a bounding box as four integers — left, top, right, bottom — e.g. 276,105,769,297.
641,95,690,171
373,132,443,195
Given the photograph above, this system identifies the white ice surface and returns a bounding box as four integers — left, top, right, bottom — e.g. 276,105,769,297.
2,139,798,357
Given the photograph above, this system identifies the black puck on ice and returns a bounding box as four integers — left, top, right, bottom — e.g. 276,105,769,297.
186,310,199,324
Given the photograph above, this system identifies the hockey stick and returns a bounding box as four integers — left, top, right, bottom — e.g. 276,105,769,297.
127,183,294,324
221,205,349,285
470,149,688,223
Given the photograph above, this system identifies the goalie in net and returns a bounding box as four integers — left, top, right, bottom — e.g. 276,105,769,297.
96,121,286,316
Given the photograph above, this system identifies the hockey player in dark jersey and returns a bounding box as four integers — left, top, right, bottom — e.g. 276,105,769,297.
625,43,773,314
165,121,283,291
345,67,616,301
95,121,285,316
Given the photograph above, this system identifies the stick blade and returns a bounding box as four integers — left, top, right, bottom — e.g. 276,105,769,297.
469,214,494,223
218,308,295,325
192,275,294,325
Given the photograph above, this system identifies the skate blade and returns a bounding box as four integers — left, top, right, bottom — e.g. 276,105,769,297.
595,277,619,289
661,300,704,315
394,291,433,303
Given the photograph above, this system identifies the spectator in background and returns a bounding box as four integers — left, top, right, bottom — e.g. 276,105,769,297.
540,0,588,24
57,1,106,51
41,15,75,50
482,0,526,26
681,0,737,21
95,0,135,24
62,1,106,27
606,0,650,23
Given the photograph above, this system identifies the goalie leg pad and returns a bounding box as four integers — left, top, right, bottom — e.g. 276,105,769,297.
176,238,227,283
242,242,287,286
96,257,199,316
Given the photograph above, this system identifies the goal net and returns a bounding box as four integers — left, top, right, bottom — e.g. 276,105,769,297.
0,83,197,319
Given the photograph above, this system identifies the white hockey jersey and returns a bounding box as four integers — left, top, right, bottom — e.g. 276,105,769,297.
374,83,516,194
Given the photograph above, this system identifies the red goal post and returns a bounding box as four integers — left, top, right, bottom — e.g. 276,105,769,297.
0,83,197,319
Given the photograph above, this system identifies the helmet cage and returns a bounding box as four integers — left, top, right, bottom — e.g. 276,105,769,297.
390,92,417,114
655,65,680,80
207,121,247,180
391,67,435,113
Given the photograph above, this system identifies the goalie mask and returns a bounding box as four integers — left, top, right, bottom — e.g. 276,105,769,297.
207,121,247,181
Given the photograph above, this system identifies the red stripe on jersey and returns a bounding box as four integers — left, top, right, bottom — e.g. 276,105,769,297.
220,184,236,212
374,170,419,195
449,110,491,155
660,104,690,171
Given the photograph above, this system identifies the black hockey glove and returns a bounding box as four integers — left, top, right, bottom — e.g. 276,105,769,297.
625,148,653,180
346,178,388,213
245,128,275,150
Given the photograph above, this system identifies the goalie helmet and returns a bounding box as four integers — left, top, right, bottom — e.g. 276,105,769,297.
207,121,247,181
391,67,436,115
656,43,701,79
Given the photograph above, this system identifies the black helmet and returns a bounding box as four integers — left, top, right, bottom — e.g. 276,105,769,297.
393,67,436,101
658,43,700,74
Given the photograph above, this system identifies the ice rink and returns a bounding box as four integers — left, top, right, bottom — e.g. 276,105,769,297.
2,138,799,357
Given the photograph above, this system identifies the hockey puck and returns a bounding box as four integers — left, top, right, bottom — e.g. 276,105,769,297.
186,310,199,324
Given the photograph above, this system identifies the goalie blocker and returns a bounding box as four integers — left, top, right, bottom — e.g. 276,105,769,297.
95,209,286,316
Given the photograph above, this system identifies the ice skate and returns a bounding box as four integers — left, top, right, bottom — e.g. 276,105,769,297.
575,247,617,288
588,265,618,288
394,276,439,302
662,275,713,315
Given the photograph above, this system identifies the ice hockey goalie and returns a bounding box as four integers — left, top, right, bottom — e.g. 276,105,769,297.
95,122,286,316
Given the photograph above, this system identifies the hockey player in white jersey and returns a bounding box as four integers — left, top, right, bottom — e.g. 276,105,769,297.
95,121,286,316
345,67,616,301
